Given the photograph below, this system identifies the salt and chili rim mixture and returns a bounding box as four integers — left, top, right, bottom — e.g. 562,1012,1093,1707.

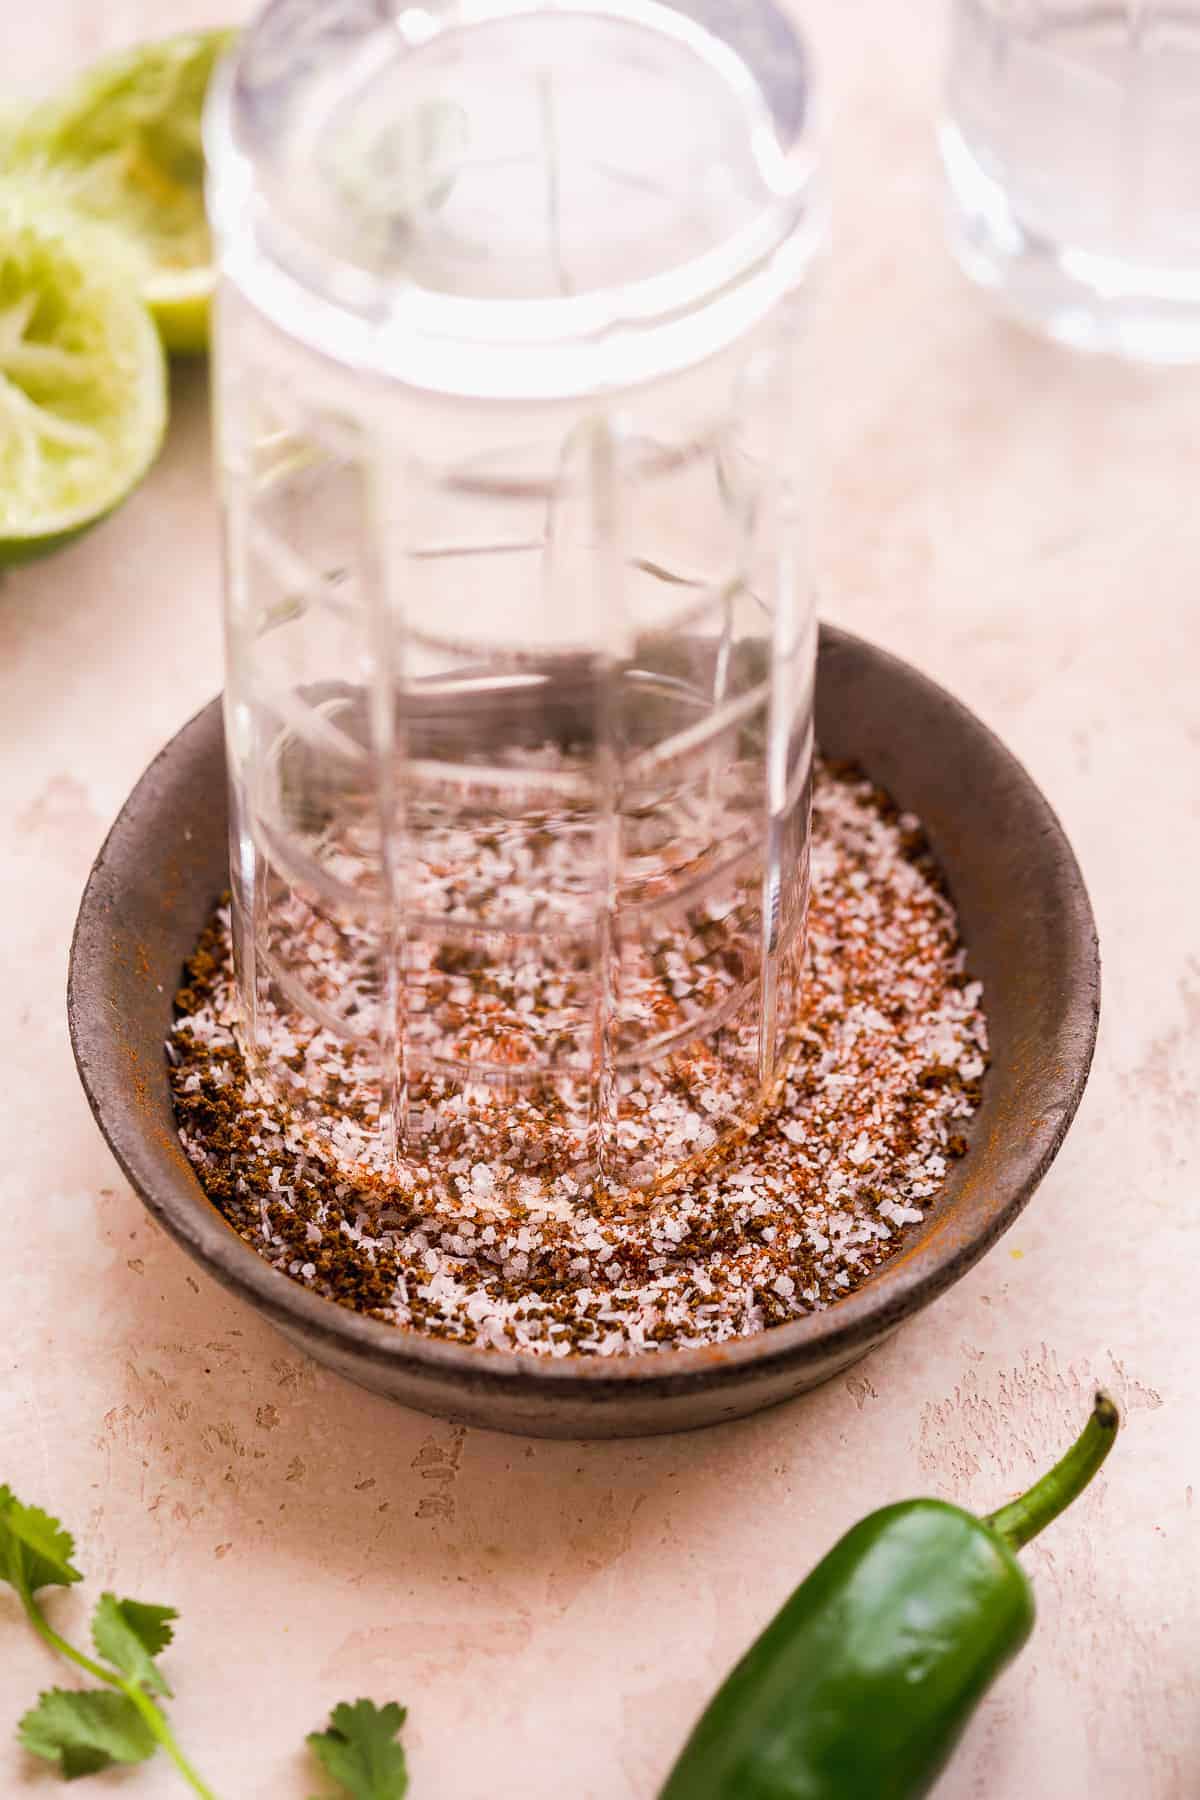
168,764,988,1356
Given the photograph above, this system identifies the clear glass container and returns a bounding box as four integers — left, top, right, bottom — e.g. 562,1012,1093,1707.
205,0,823,1220
943,0,1200,361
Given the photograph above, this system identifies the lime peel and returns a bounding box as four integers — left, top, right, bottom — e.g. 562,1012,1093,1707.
9,29,232,354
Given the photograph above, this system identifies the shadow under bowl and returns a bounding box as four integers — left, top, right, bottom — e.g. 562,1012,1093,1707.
68,625,1099,1438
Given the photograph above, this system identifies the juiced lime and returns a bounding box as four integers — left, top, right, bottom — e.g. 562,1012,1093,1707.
12,30,233,354
0,201,167,563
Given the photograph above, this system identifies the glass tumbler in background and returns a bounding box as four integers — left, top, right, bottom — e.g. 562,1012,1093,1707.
204,0,823,1222
943,0,1200,360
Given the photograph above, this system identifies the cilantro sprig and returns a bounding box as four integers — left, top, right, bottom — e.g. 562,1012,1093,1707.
3,1482,413,1796
308,1699,409,1799
0,1485,214,1793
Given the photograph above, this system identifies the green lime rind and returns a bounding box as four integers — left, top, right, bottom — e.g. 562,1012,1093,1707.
0,198,167,564
9,29,234,355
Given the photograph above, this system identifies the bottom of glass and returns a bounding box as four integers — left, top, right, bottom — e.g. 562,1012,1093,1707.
941,123,1200,365
234,940,806,1224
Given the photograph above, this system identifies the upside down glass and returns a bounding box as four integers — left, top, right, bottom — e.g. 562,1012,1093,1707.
943,0,1200,360
204,0,823,1220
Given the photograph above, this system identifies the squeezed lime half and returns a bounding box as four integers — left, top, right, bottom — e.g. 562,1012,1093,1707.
0,202,167,563
11,29,233,353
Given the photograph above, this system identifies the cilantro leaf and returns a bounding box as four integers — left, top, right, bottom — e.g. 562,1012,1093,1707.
2,1484,213,1796
0,1487,83,1593
92,1593,177,1696
18,1687,156,1777
308,1698,409,1799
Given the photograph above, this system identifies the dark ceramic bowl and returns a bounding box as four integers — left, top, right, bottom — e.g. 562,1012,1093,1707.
69,626,1099,1438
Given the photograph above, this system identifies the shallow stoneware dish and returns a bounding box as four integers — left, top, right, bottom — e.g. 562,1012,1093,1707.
69,626,1099,1438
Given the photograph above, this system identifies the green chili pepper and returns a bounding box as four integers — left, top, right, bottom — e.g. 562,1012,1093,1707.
660,1390,1120,1800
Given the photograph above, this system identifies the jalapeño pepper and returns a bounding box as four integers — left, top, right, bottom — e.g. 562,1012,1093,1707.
660,1392,1119,1800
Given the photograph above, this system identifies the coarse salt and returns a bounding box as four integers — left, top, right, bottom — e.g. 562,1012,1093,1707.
167,763,988,1359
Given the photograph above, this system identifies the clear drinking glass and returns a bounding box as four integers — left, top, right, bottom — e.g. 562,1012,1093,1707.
204,0,822,1222
943,0,1200,360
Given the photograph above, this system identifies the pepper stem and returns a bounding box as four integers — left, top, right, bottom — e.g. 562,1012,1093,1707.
985,1390,1120,1553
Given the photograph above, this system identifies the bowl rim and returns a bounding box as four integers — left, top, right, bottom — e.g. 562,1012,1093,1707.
68,624,1100,1399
